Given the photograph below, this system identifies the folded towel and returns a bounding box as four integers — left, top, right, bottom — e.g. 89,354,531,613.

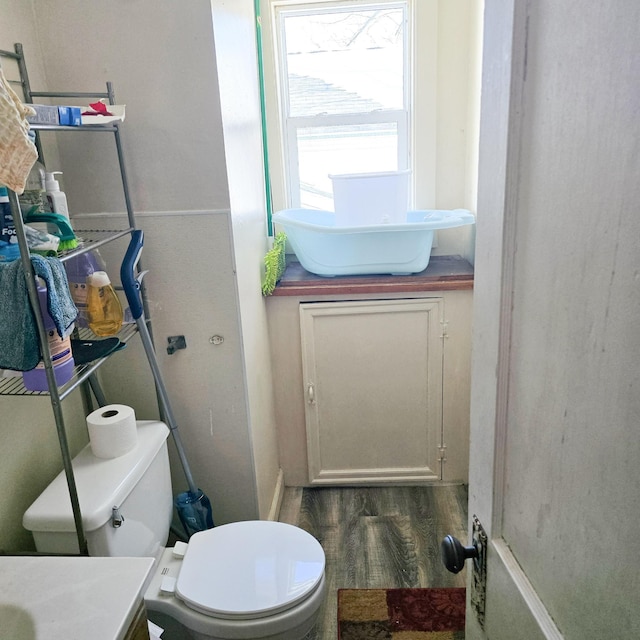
0,255,78,371
0,68,38,193
32,255,78,336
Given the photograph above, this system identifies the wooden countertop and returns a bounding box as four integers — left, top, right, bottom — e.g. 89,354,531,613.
271,255,474,297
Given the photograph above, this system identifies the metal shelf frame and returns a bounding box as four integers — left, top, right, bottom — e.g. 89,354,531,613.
1,43,151,556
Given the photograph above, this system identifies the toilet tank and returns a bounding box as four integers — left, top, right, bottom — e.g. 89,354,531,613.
23,420,173,557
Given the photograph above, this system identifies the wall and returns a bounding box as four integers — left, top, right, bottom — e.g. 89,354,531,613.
35,2,231,215
37,0,280,522
209,0,282,518
0,0,281,550
432,0,481,258
462,0,483,266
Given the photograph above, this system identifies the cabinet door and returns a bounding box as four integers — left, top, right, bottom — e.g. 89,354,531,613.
300,299,443,484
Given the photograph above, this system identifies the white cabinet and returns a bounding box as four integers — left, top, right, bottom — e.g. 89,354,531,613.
300,299,444,484
266,282,472,486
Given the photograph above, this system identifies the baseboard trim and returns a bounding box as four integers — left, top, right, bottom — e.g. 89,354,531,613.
267,468,285,521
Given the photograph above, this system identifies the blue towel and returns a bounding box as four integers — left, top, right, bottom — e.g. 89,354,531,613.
0,255,78,371
31,255,78,336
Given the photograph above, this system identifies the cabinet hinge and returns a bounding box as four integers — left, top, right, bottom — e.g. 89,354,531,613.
440,320,449,340
438,443,447,461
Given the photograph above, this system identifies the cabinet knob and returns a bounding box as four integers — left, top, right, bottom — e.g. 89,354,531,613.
307,383,315,404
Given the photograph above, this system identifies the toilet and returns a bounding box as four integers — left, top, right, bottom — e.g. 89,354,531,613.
23,420,326,640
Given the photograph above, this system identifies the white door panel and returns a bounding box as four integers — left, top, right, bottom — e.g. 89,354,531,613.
465,0,640,638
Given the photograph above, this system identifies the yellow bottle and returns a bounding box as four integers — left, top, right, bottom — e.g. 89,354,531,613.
86,271,123,336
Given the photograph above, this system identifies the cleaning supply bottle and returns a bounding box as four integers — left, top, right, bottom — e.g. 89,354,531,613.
44,172,69,219
0,186,20,263
22,278,75,391
64,250,106,328
18,159,49,218
86,271,123,336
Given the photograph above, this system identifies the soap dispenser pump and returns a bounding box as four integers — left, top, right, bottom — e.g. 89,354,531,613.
44,171,69,219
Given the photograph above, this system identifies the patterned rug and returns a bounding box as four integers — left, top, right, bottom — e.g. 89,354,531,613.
338,588,466,639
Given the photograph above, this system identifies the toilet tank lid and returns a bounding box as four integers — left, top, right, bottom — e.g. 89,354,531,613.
23,421,169,534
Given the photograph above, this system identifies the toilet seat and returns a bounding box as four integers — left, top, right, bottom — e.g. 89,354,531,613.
175,521,325,620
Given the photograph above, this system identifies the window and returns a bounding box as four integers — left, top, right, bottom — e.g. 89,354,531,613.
261,0,427,212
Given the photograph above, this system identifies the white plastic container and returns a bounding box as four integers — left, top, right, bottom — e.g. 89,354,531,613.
273,208,475,277
329,169,411,226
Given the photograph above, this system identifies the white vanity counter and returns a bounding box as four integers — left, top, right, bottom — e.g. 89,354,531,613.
0,556,154,640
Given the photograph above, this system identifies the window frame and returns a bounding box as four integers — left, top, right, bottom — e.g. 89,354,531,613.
260,0,437,213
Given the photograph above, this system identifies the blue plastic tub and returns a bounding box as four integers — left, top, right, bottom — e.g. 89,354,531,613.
272,208,475,277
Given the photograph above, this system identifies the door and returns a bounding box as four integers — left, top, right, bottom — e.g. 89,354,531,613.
300,299,443,484
463,1,640,638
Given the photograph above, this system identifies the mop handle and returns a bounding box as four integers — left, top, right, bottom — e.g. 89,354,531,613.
136,316,198,495
120,230,145,320
121,231,199,495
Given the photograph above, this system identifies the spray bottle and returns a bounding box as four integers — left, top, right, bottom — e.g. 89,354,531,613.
64,250,106,328
18,160,49,218
22,278,75,391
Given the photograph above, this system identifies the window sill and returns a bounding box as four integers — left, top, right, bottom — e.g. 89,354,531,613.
270,255,474,297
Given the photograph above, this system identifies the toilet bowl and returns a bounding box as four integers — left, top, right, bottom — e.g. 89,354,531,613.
22,421,326,640
146,521,325,640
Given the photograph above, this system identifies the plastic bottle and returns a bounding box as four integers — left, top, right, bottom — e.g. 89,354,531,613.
0,186,20,263
44,171,69,219
86,271,123,336
22,279,75,391
64,250,106,328
18,160,49,218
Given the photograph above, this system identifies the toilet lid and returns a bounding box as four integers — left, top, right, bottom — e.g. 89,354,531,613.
175,521,325,620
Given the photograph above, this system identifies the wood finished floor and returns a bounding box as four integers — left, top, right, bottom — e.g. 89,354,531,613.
278,484,469,640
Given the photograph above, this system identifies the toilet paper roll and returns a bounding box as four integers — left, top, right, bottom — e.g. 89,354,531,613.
86,404,138,459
